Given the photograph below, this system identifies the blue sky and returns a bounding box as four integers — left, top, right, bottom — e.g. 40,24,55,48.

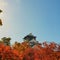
0,0,60,44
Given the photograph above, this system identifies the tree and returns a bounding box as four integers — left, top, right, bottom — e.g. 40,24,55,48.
1,37,11,46
0,43,21,60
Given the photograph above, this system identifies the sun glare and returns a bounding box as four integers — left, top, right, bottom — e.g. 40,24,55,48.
0,0,8,8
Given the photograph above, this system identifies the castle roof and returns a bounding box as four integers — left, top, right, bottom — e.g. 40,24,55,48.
23,33,36,41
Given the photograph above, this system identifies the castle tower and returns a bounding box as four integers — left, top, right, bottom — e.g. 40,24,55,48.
23,33,36,42
23,33,38,47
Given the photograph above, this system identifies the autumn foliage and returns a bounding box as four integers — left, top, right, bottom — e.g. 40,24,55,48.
0,43,21,60
0,41,60,60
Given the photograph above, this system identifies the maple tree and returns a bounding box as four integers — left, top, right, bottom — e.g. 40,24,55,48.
0,40,60,60
0,36,60,60
12,41,60,60
0,43,21,60
12,41,31,60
